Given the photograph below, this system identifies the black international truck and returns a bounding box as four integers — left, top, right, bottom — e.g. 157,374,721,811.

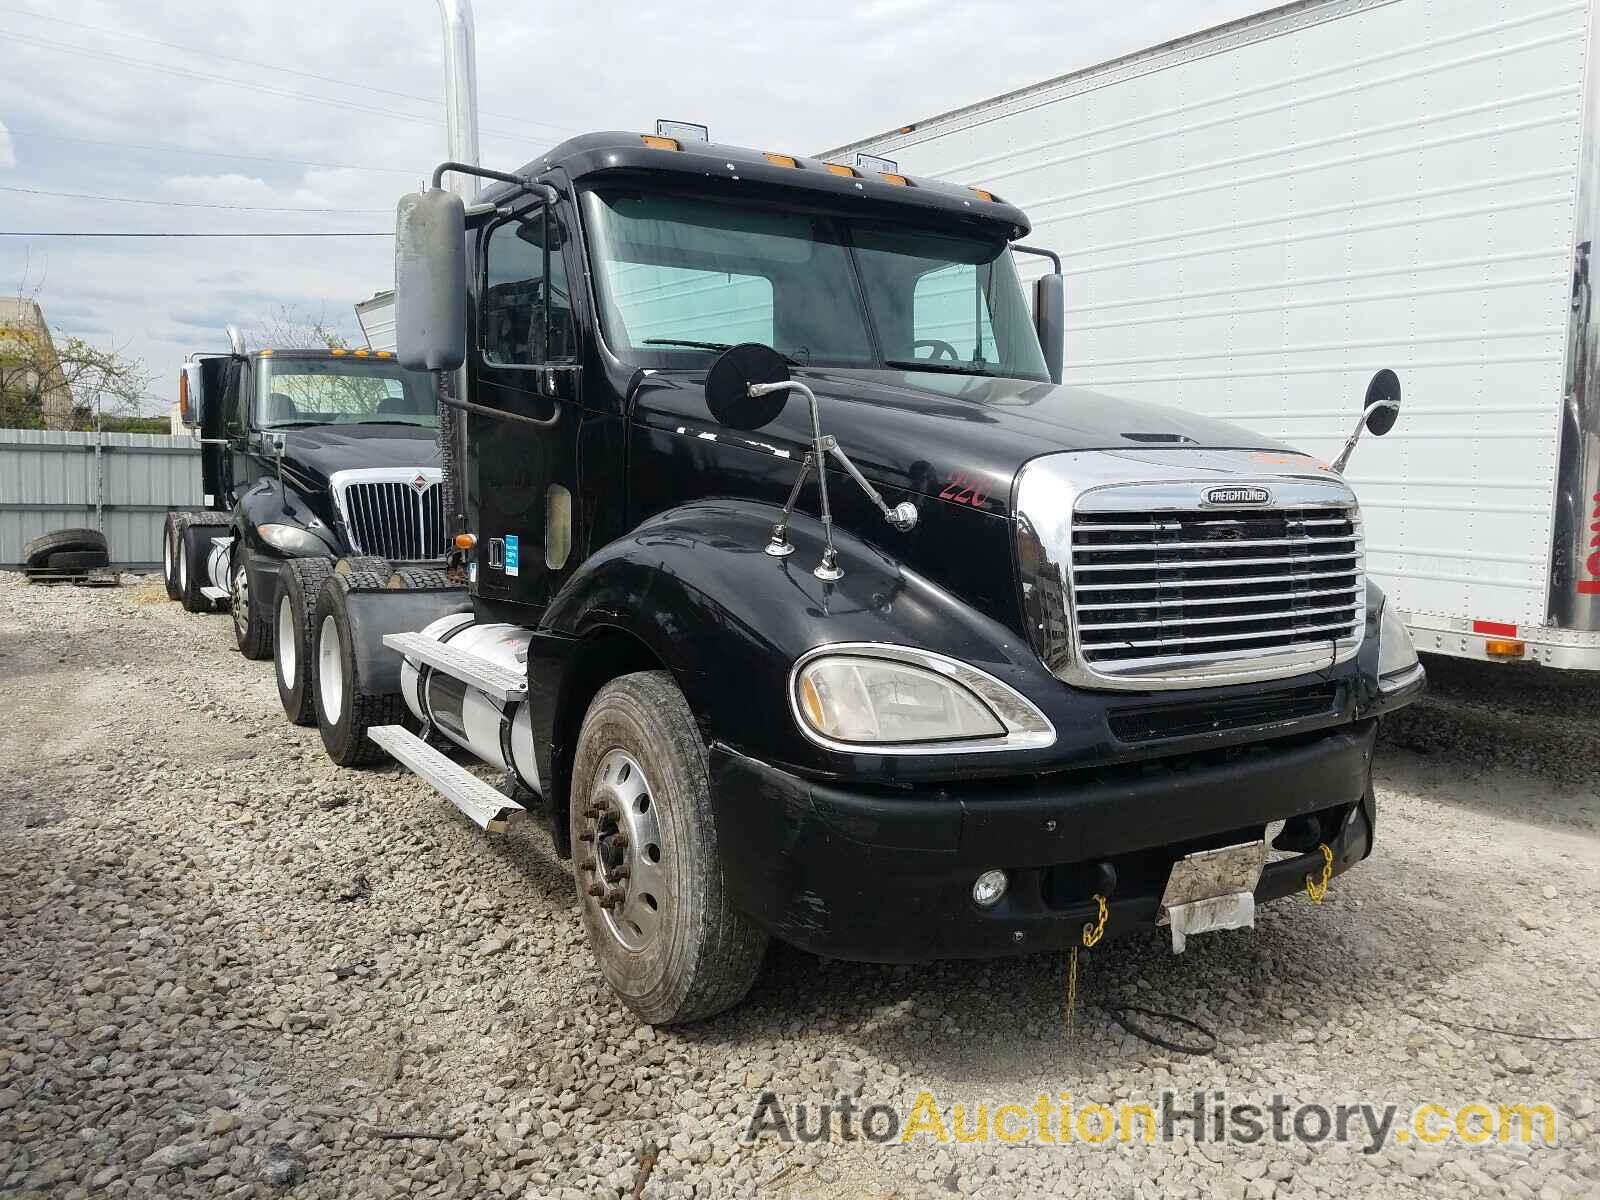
161,336,448,722
296,128,1425,1024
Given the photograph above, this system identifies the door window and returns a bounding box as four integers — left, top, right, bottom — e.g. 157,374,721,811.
481,207,575,366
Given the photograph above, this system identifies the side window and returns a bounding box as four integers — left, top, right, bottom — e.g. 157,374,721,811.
482,207,575,366
913,263,998,361
225,360,250,437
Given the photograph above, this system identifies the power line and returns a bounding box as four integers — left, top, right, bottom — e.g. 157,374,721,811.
1,184,389,214
3,129,422,175
0,5,585,137
1,27,548,146
0,231,390,238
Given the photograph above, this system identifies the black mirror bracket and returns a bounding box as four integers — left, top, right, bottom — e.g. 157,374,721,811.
429,161,558,206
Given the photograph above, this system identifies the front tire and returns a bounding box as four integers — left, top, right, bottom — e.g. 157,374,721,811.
230,548,273,660
570,671,767,1025
312,572,407,767
275,557,333,725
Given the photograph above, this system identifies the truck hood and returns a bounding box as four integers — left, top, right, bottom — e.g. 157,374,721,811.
276,424,443,493
634,366,1303,511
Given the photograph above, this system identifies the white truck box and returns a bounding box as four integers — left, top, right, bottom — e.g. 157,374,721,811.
827,0,1600,669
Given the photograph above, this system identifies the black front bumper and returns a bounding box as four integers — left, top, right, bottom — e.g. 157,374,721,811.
709,722,1377,962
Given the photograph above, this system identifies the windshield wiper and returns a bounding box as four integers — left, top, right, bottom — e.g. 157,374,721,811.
881,358,996,377
348,419,436,427
643,338,801,365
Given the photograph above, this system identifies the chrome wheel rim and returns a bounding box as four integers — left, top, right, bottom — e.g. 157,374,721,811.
580,749,669,953
178,541,188,591
163,529,173,583
276,593,297,685
318,615,343,724
231,564,249,639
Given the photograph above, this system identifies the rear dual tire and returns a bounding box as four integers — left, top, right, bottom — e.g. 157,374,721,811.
313,571,408,767
275,557,333,725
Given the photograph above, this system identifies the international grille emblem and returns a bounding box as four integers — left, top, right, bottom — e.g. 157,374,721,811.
411,474,430,494
1204,485,1271,506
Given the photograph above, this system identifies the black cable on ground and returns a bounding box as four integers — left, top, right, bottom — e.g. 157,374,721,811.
1101,1005,1219,1056
1405,1010,1600,1043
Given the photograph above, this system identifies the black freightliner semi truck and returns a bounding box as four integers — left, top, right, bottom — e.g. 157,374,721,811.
299,130,1424,1024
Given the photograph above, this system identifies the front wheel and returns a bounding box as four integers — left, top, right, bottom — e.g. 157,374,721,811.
312,572,406,767
230,548,273,660
570,671,767,1025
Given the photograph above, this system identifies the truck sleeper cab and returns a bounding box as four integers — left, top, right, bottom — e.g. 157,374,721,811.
162,342,451,723
326,131,1423,1025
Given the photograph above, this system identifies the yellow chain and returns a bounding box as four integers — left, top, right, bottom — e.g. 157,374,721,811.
1066,894,1108,1040
1066,945,1078,1041
1082,893,1108,948
1305,843,1334,903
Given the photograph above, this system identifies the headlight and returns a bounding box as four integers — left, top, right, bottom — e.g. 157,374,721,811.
1377,602,1421,691
257,523,330,556
790,644,1055,753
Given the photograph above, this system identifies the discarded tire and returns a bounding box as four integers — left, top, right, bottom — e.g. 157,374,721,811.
43,549,110,572
23,528,107,568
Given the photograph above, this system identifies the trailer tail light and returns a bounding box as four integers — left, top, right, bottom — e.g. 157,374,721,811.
764,152,799,168
1485,639,1525,658
641,134,681,151
880,172,910,186
822,163,857,178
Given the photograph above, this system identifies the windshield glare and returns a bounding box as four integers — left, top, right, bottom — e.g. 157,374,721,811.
582,188,1050,382
256,357,438,429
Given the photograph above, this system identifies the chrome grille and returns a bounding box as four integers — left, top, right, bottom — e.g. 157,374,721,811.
1070,504,1363,682
332,470,446,561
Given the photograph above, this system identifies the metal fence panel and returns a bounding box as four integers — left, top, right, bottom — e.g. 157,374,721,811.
0,429,202,567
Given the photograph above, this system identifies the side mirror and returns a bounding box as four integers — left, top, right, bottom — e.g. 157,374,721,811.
178,361,205,429
1033,273,1065,385
395,188,467,372
1364,368,1401,436
704,343,791,430
1331,369,1402,474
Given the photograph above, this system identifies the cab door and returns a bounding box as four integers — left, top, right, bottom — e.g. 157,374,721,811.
469,199,582,612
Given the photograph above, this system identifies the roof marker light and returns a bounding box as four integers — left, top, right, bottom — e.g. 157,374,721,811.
329,348,345,356
354,348,369,357
970,187,996,202
822,162,856,178
641,134,681,151
259,348,273,356
880,172,910,186
764,152,799,168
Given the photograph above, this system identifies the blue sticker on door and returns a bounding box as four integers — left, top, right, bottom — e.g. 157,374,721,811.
504,534,520,577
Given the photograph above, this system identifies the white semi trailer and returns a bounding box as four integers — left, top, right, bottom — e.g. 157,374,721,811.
828,0,1600,670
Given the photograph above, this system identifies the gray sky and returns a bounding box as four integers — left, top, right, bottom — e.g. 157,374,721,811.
0,0,1269,411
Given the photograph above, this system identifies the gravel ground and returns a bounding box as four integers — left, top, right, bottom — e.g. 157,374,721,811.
1,570,1597,1200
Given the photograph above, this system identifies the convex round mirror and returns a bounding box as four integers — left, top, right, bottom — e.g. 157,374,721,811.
1364,368,1401,436
705,343,790,430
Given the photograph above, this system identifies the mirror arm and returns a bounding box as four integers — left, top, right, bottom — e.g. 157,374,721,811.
437,389,562,430
1329,400,1398,474
429,161,557,206
1012,243,1062,273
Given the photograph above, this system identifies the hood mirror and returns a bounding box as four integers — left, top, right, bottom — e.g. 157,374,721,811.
1331,369,1401,474
704,342,790,430
706,342,919,581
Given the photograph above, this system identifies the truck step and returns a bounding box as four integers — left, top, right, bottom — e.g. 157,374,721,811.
200,586,230,602
367,725,526,832
383,631,528,701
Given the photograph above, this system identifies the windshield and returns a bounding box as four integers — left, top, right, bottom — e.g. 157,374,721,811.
582,187,1050,382
255,356,438,429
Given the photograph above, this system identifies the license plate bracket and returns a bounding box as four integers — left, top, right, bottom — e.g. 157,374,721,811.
1157,840,1266,953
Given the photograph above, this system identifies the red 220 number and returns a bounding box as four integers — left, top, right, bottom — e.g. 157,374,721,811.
939,473,989,508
